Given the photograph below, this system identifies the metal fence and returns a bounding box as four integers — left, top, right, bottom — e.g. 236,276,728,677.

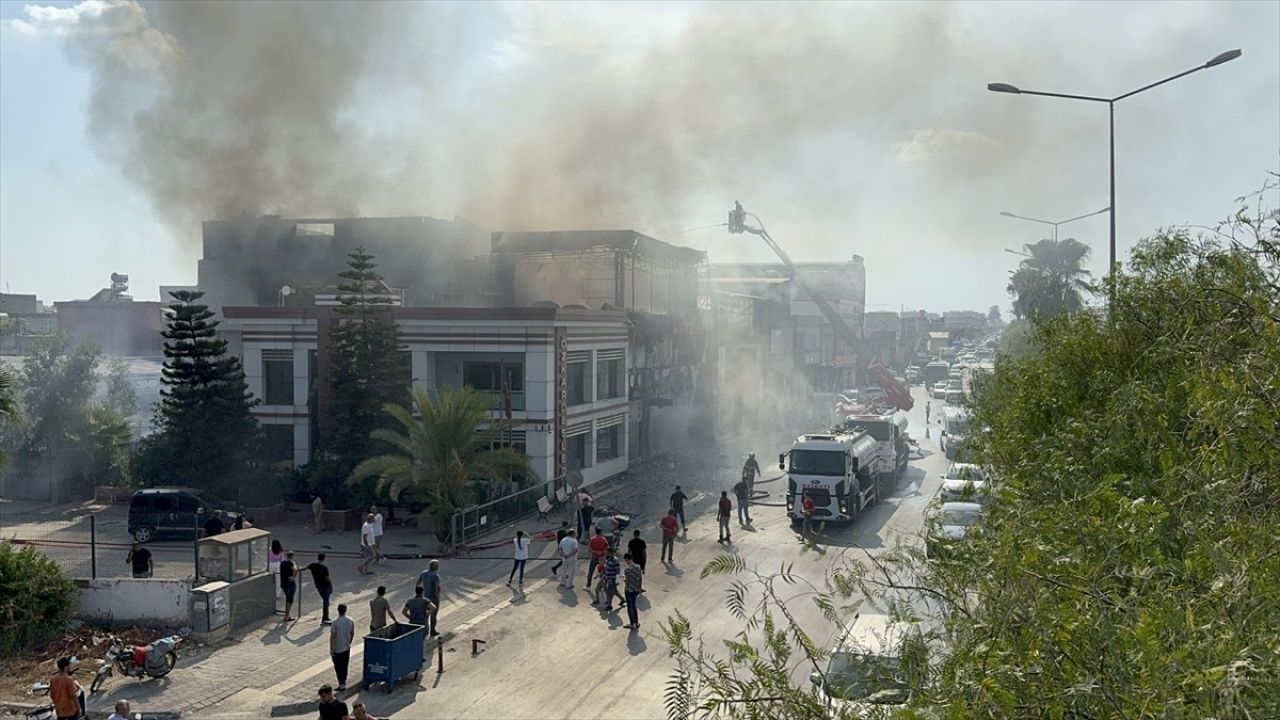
2,509,198,580
448,481,571,549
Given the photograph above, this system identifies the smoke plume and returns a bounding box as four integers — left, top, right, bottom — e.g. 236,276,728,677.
16,0,1272,273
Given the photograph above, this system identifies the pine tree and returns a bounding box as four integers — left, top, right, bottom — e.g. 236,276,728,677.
319,249,409,505
141,290,261,499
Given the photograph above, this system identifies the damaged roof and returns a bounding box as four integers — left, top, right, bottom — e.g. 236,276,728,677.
491,229,705,264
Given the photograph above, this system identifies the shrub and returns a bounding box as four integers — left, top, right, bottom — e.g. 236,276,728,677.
0,542,77,659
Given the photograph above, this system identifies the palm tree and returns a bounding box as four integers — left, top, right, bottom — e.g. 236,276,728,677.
1007,237,1097,319
0,364,19,468
348,386,536,529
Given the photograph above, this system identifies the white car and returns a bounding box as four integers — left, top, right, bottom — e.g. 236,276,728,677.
931,381,947,399
939,463,988,502
811,613,925,711
926,501,983,559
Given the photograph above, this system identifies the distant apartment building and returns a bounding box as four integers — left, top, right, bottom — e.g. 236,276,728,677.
55,274,163,356
1,292,57,354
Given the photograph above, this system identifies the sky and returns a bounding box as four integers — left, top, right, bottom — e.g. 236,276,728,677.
1,0,1277,314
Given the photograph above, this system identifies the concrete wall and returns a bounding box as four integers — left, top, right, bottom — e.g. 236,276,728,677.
76,578,191,627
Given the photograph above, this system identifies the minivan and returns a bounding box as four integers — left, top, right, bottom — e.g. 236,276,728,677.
128,488,243,543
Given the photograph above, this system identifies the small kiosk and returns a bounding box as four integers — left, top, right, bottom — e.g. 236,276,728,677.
192,528,274,638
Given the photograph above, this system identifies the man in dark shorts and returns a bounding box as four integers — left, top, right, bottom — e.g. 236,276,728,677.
126,542,152,578
279,550,297,622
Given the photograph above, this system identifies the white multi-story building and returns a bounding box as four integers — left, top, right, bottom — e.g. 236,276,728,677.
221,305,631,491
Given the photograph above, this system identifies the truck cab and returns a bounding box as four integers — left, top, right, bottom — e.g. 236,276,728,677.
780,431,880,523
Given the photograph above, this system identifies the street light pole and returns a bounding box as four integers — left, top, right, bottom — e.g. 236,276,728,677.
987,48,1242,305
999,207,1110,245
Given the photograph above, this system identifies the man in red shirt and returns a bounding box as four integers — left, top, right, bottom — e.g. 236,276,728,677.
584,527,610,590
659,510,679,563
802,493,816,536
717,491,733,544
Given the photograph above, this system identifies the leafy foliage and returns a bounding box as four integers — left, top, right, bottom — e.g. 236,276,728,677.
1007,237,1096,319
135,290,261,499
0,541,77,658
0,362,19,468
318,248,410,506
348,386,536,528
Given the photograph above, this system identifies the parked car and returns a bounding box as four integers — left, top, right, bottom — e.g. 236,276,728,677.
926,501,983,559
810,612,927,712
939,463,989,502
128,487,244,543
931,381,947,399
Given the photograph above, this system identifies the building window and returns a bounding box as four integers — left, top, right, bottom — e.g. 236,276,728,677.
263,425,294,464
263,349,293,405
568,434,588,471
596,425,620,462
463,362,524,393
596,358,623,400
567,362,588,405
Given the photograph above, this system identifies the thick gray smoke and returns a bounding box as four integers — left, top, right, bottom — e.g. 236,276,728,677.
36,0,1270,262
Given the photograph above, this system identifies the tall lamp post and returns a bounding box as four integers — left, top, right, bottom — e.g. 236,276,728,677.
988,48,1242,304
999,207,1110,243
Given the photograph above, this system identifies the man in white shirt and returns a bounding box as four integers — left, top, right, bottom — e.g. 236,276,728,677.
370,506,386,564
358,514,375,575
106,699,132,720
557,529,580,589
329,603,356,691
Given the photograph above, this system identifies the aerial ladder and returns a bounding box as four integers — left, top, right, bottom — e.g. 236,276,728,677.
727,201,914,412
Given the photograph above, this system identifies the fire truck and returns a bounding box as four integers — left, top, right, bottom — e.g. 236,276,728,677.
727,202,913,411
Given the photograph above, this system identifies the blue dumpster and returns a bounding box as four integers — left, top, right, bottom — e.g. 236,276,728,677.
361,622,425,693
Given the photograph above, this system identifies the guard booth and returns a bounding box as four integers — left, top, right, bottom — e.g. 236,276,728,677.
192,528,274,639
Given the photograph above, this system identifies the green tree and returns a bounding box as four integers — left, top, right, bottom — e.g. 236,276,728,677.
102,356,139,422
349,387,535,532
137,290,261,499
317,248,409,506
1007,237,1096,319
0,542,77,658
665,192,1280,718
0,363,18,468
17,332,100,502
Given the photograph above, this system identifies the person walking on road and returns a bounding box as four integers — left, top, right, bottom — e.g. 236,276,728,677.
742,452,761,498
717,491,733,543
733,478,752,525
370,506,386,564
369,586,398,631
280,551,298,622
402,586,435,627
508,529,530,588
585,526,609,589
659,510,678,563
577,491,595,537
622,553,643,630
627,529,647,589
317,685,347,720
329,604,356,691
925,400,931,423
601,548,623,611
550,521,571,578
557,530,580,589
306,553,334,624
669,486,689,534
127,541,153,579
417,559,442,636
312,494,326,534
358,513,376,575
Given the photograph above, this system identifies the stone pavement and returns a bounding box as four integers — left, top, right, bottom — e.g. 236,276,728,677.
71,462,737,718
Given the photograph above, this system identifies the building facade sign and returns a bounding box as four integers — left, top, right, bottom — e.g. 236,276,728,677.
555,327,569,490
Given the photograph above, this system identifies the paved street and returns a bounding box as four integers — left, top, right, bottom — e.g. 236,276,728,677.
38,387,949,720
